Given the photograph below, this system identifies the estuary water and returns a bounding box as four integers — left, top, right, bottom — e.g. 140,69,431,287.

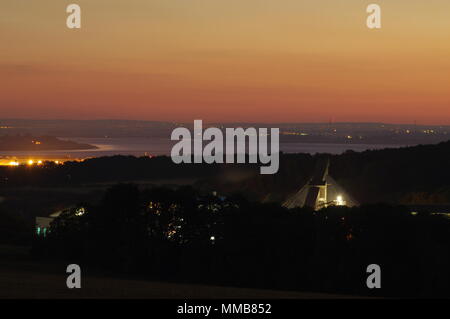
0,137,407,160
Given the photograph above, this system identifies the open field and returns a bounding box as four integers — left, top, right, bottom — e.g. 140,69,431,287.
0,245,347,299
0,268,349,299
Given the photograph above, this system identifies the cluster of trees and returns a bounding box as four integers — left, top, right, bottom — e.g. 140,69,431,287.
34,184,450,297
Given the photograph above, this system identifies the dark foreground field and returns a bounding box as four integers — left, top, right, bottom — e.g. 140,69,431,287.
0,246,344,299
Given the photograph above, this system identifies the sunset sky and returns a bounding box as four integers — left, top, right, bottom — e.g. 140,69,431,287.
1,0,449,124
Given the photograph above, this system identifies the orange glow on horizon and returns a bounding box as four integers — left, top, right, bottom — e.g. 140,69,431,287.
1,1,450,124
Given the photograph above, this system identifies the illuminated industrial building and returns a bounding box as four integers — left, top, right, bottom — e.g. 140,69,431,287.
283,158,359,210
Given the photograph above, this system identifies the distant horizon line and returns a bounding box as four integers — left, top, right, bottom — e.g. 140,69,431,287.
0,118,449,127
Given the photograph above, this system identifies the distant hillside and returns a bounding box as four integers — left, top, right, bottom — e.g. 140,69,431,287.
197,141,450,205
1,140,450,205
329,141,450,204
0,135,97,151
1,119,450,145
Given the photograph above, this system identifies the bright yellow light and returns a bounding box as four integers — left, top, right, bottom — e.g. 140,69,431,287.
336,195,345,206
75,207,86,216
28,160,34,165
54,161,59,164
8,161,19,166
37,160,43,165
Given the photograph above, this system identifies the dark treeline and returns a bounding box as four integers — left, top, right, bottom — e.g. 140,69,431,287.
0,155,222,186
206,141,450,204
2,141,450,204
34,184,450,297
330,141,450,204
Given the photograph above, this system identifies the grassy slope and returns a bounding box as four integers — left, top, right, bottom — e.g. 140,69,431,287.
0,245,346,299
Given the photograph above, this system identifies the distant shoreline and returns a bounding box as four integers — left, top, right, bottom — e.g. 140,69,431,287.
0,136,97,152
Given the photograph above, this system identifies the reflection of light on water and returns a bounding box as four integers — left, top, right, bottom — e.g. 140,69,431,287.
88,144,117,151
